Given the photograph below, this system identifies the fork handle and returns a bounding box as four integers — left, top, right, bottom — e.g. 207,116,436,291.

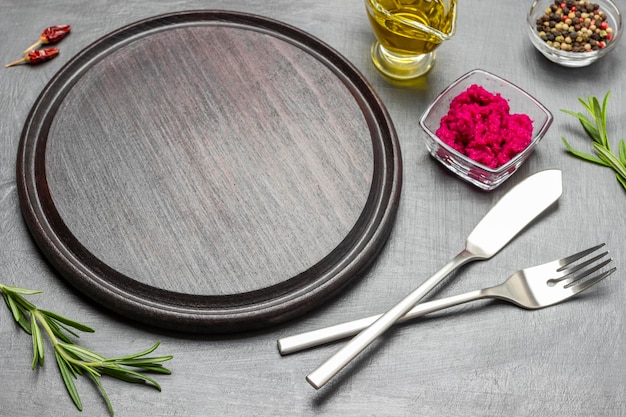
278,288,486,355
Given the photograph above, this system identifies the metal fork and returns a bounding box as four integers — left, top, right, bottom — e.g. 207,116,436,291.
278,244,615,355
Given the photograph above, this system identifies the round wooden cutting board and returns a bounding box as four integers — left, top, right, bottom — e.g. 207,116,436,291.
17,11,402,333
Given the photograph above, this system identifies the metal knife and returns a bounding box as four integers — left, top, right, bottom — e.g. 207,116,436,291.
305,169,563,389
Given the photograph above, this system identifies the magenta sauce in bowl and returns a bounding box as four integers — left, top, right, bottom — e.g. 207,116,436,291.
436,84,533,169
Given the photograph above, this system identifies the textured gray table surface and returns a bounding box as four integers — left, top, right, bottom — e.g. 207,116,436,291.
1,1,624,416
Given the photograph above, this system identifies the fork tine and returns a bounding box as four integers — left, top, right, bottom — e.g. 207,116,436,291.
566,267,616,296
554,251,609,281
558,257,613,287
556,243,606,272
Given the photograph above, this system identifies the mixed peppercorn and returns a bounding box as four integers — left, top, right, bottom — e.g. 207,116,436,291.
535,1,614,52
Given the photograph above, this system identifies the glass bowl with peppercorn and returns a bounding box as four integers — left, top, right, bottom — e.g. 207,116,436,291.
527,0,622,67
419,69,553,191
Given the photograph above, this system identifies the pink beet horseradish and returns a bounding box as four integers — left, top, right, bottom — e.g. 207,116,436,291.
436,84,533,169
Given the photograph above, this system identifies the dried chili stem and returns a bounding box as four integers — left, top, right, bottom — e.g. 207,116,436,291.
5,47,59,68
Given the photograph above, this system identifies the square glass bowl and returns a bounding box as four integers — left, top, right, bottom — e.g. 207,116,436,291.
527,0,622,67
419,69,553,191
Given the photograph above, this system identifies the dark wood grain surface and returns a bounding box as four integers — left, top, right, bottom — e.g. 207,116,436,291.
16,11,401,332
1,1,625,416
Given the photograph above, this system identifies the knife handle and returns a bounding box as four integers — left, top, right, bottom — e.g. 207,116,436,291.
305,249,479,389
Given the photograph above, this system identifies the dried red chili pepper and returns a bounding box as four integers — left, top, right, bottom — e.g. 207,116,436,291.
23,24,71,53
5,47,60,68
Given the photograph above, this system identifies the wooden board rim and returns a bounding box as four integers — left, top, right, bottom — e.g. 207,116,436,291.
16,10,402,333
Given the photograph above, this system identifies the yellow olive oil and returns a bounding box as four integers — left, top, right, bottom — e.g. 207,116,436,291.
366,0,456,55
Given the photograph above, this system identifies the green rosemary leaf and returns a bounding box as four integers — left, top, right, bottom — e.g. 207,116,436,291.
39,309,95,333
4,293,21,324
561,92,626,193
59,342,106,363
30,314,44,369
105,341,161,361
586,97,597,124
619,140,626,167
99,365,146,384
577,96,593,113
593,143,626,180
3,294,32,334
600,92,611,149
118,368,162,390
16,311,32,334
579,120,601,143
126,364,172,374
65,357,83,378
13,294,37,312
1,285,42,295
43,317,74,344
148,356,174,364
62,345,85,365
87,372,115,416
112,355,174,367
31,329,40,369
77,362,102,379
590,96,601,120
562,138,607,166
55,350,83,411
617,173,626,189
561,110,600,141
102,365,162,389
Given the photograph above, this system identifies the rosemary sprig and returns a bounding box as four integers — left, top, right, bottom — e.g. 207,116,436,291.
0,282,173,415
561,91,626,191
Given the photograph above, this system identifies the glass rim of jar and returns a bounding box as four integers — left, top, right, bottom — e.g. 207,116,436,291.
365,0,458,40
